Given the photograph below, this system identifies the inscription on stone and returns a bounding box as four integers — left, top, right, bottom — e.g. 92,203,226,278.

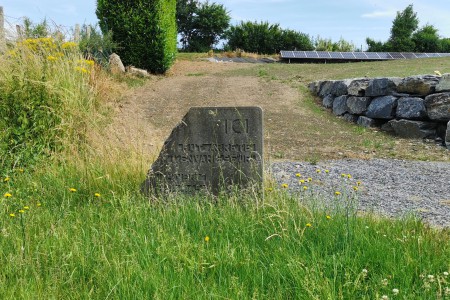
141,107,263,195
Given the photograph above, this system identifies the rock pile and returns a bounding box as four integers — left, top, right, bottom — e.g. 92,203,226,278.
309,74,450,149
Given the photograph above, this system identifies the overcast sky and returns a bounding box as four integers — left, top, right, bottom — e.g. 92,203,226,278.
2,0,450,50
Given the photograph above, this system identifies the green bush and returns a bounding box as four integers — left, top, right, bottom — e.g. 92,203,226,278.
96,0,177,74
226,21,313,54
78,24,117,68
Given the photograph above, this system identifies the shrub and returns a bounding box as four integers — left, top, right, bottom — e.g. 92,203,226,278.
226,21,313,54
78,24,118,68
96,0,177,74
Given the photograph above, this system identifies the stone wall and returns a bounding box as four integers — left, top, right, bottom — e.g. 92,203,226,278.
308,74,450,149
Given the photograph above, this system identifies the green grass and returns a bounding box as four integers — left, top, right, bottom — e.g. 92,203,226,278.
1,46,449,299
1,164,449,299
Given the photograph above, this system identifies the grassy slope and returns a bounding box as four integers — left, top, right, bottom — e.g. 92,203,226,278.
1,54,450,299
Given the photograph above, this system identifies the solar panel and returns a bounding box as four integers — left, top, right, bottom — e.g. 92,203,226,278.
401,53,416,59
365,52,380,59
279,50,450,61
329,52,342,59
317,51,331,58
341,52,354,59
353,52,367,59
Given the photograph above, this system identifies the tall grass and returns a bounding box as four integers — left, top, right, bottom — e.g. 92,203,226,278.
1,166,449,299
0,37,101,167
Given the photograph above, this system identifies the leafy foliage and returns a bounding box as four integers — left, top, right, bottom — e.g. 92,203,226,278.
225,21,313,54
366,4,449,53
78,25,118,68
314,36,356,52
177,0,230,52
96,0,177,74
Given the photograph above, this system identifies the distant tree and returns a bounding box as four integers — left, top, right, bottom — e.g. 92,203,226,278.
439,38,450,53
226,21,313,54
176,0,230,52
387,4,419,51
366,38,386,52
315,36,355,52
22,17,50,38
412,24,440,52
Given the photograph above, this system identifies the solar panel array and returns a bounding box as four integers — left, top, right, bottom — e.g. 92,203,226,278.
280,51,450,61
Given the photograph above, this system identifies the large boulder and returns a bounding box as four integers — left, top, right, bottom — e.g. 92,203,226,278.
318,81,336,98
424,92,450,121
347,96,371,115
388,119,437,139
323,94,334,109
446,121,450,149
396,97,427,120
330,80,351,97
436,74,450,92
365,77,401,97
366,96,398,119
348,78,370,96
332,95,348,115
397,75,440,96
343,113,358,123
308,81,320,95
357,116,379,128
109,53,125,74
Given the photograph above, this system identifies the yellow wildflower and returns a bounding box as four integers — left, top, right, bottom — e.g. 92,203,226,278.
299,179,305,184
4,193,12,198
341,173,346,177
306,223,312,227
295,173,302,177
18,209,25,214
353,186,359,191
281,183,288,188
85,59,95,66
47,55,58,61
69,188,77,192
356,181,362,186
204,236,210,242
335,191,341,196
303,186,308,191
24,206,30,210
37,203,42,207
3,177,10,182
266,187,273,192
347,174,352,179
316,169,321,173
9,213,15,218
307,178,312,182
62,41,77,49
94,193,101,197
326,215,331,220
325,169,329,174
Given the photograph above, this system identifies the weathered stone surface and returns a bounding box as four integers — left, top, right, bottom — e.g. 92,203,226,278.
318,81,335,98
381,121,395,133
127,66,150,77
435,74,450,92
396,97,427,120
424,92,450,121
397,75,439,96
109,53,125,74
365,77,401,97
388,119,437,139
332,95,348,116
357,116,378,128
141,107,264,195
348,78,370,96
366,96,398,119
308,81,320,94
446,121,450,149
347,96,371,115
330,80,350,97
323,94,334,109
343,113,358,123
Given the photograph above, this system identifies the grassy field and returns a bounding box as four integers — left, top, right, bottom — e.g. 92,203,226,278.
0,46,449,299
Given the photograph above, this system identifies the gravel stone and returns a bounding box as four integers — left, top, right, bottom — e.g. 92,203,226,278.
270,159,450,228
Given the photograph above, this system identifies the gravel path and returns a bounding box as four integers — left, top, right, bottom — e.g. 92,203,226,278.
270,159,450,228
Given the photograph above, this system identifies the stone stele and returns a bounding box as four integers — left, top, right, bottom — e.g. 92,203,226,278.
141,107,264,195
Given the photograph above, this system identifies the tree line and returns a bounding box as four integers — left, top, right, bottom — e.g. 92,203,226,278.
94,1,449,73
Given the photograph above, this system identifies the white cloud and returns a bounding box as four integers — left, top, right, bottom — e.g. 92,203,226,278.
361,10,396,18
